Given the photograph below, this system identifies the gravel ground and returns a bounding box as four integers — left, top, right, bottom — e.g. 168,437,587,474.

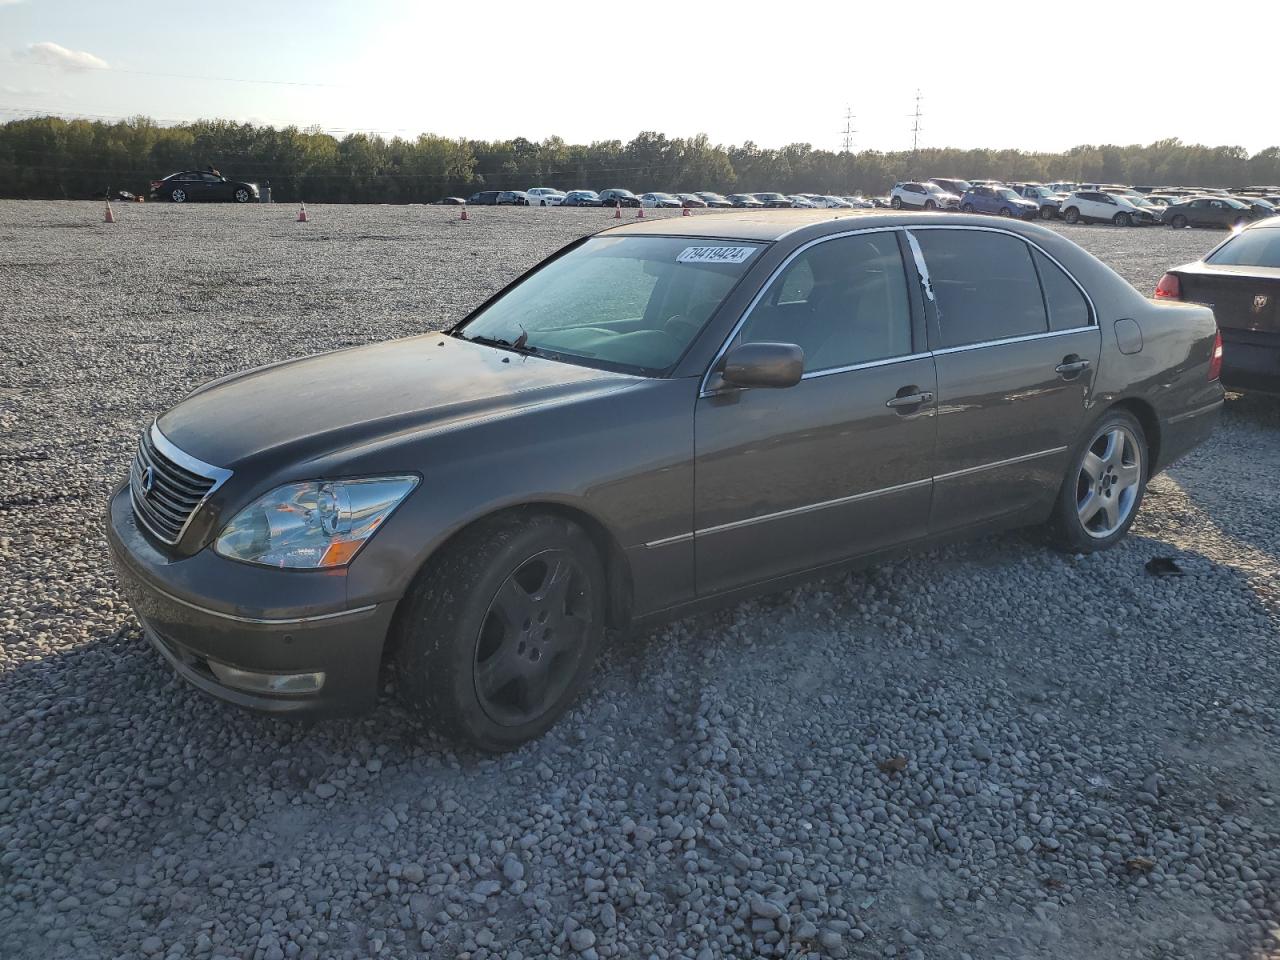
1,201,1278,960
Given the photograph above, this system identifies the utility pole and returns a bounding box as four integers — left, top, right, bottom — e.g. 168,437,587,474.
841,106,857,154
910,89,923,156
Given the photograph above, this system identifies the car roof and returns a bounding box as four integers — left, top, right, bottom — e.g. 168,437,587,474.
601,209,1036,242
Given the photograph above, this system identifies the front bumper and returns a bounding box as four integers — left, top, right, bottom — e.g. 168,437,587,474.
106,484,396,716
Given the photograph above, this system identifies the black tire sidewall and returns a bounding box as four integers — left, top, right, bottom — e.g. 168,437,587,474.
395,514,606,751
1050,408,1148,553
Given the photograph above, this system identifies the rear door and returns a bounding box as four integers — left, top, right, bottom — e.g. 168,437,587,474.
909,226,1101,533
694,229,937,596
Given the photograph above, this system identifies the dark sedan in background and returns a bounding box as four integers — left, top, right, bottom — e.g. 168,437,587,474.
598,188,641,207
108,211,1222,751
1161,196,1264,229
150,171,259,203
727,194,765,208
1157,217,1280,394
560,190,604,207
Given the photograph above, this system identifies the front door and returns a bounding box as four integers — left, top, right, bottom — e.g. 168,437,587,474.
694,229,937,596
908,227,1101,534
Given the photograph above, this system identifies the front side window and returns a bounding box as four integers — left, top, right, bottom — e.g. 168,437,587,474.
913,229,1048,348
458,236,762,375
736,232,912,373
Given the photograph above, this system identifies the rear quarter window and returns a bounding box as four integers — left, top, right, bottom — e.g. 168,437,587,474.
1031,249,1092,330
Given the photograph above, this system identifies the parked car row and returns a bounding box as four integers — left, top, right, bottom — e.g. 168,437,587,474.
451,188,878,210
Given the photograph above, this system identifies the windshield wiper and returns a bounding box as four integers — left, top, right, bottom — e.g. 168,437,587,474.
458,331,539,355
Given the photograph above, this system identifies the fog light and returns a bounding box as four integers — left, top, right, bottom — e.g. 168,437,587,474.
207,660,325,695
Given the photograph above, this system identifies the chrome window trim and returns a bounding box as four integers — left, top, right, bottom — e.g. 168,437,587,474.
695,477,933,538
929,325,1098,357
903,223,1099,334
933,446,1068,483
800,351,933,381
699,225,910,397
130,420,233,546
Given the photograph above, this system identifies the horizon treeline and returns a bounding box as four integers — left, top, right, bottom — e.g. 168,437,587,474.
2,115,1278,202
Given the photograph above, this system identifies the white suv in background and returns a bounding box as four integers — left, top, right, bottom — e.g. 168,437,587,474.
525,187,565,206
1058,190,1158,226
890,181,961,210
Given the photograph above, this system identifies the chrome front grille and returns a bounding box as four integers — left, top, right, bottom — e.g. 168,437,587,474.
129,423,231,545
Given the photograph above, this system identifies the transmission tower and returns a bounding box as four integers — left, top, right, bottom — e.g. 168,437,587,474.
910,89,923,154
841,106,857,153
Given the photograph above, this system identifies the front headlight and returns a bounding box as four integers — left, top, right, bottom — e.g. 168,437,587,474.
214,476,418,569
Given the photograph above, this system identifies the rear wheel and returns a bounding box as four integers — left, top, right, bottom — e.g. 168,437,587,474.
1232,217,1247,229
394,512,606,752
170,188,187,203
1171,214,1188,229
1048,409,1147,553
1063,206,1080,224
1113,212,1133,227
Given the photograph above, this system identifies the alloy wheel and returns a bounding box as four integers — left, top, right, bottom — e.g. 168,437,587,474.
472,549,593,727
171,189,186,203
1075,425,1142,539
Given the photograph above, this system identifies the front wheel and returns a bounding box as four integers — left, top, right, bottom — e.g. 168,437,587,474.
394,512,606,752
1113,212,1133,227
1063,206,1080,224
998,207,1012,217
1040,206,1056,220
924,200,936,211
1047,410,1147,553
234,187,251,203
1171,214,1188,229
890,196,903,209
961,202,974,213
170,188,187,203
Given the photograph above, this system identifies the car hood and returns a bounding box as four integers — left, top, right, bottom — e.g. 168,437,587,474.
158,334,639,470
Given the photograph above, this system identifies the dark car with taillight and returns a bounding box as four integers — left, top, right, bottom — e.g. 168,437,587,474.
108,211,1223,751
1156,217,1280,394
151,170,259,203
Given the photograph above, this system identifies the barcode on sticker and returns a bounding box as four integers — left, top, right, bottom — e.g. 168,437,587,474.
677,246,756,264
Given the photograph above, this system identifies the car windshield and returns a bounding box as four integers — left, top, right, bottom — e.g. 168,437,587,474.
924,183,948,193
1206,229,1280,268
997,189,1021,200
456,236,763,376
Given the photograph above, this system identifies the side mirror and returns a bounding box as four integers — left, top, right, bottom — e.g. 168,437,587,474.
719,342,804,390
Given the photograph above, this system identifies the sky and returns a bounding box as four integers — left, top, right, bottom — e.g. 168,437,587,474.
0,0,1276,154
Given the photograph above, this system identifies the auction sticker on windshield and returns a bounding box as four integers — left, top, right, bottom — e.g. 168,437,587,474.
677,246,757,264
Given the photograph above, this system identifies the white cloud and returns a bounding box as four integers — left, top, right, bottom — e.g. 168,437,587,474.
17,41,109,72
0,1,30,7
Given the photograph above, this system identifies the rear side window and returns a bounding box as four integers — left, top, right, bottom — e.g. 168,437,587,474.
914,230,1048,348
1031,249,1091,330
738,232,913,372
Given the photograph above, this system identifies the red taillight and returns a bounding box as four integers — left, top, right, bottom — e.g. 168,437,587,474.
1208,330,1223,382
1154,272,1181,300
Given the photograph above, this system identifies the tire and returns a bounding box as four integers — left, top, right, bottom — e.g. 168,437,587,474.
1063,206,1080,224
1171,214,1187,229
393,511,606,752
539,199,547,206
234,187,251,203
1040,206,1056,220
1232,218,1247,230
890,196,903,209
961,203,975,213
1047,409,1147,554
1113,212,1132,227
924,200,936,211
170,188,187,203
998,207,1012,217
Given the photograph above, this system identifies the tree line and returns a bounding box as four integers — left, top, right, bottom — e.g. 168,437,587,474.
1,115,1277,202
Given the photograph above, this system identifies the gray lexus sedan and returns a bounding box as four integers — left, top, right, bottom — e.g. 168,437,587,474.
107,211,1225,750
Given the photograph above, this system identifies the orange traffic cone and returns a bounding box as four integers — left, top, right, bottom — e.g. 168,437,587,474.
103,200,115,223
460,205,468,221
636,205,644,218
613,201,621,219
297,203,309,223
682,206,691,217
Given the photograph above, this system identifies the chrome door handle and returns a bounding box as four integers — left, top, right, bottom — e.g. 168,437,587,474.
1055,359,1091,378
885,391,934,408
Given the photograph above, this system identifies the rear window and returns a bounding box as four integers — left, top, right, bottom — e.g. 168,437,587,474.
914,229,1048,348
1206,229,1280,268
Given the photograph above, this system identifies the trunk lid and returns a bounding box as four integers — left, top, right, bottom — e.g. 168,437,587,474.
1175,264,1280,334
